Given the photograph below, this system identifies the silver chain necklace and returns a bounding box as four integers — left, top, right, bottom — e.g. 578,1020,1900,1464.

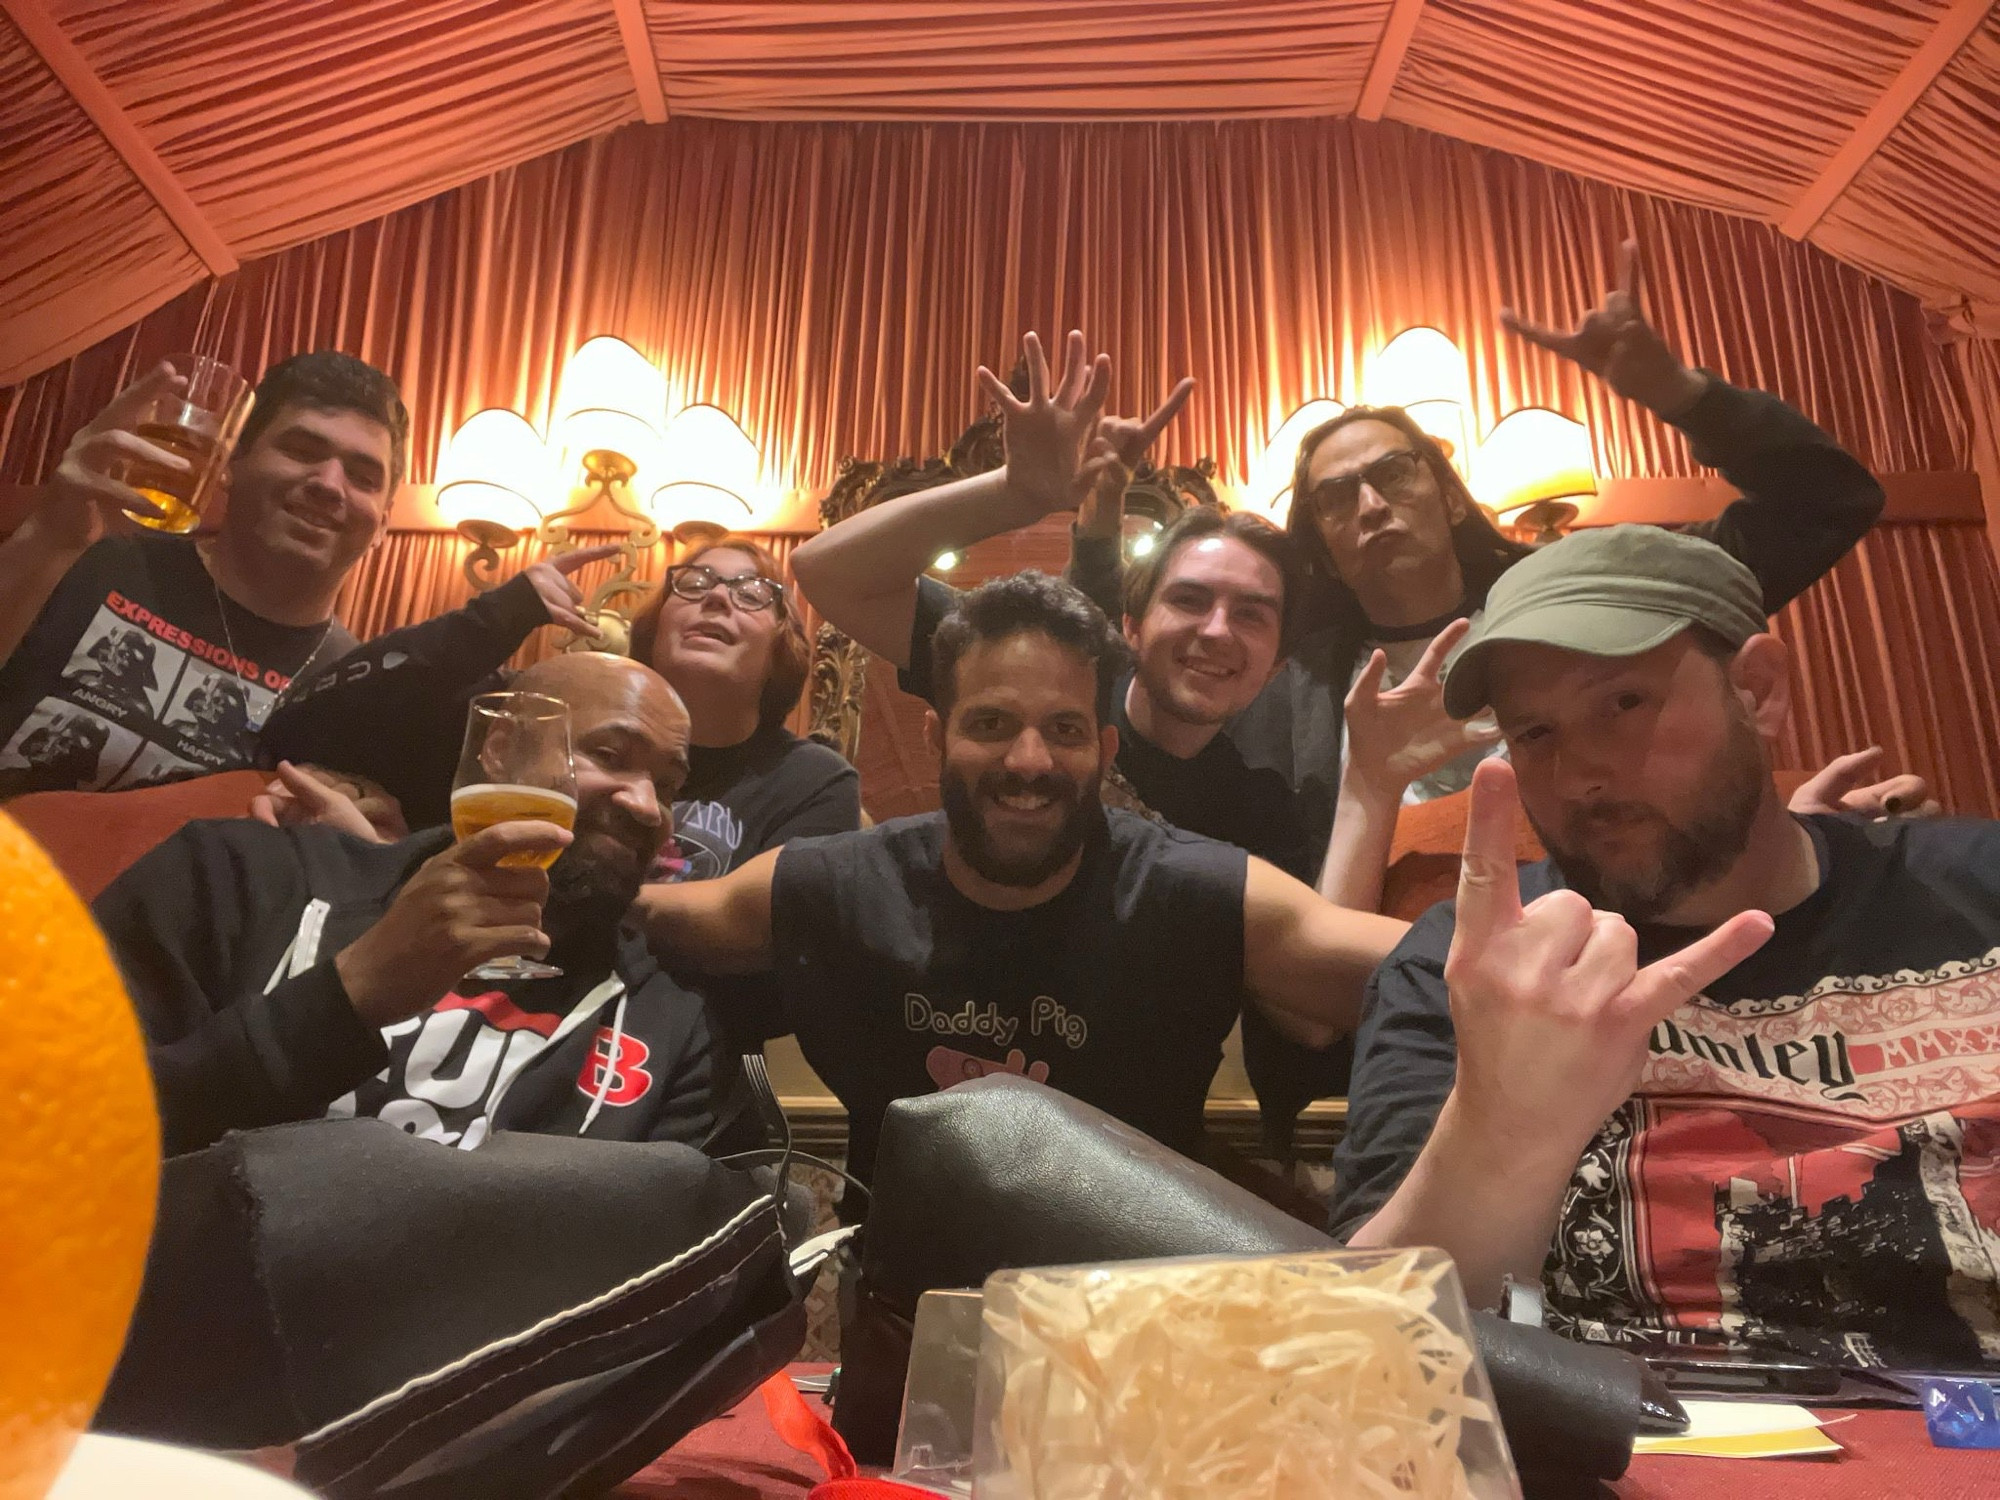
206,569,334,724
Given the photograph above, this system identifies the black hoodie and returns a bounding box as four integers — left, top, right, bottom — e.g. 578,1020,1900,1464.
94,819,727,1157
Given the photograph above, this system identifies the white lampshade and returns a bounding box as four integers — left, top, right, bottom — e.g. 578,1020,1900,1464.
554,336,667,474
1476,407,1598,516
649,482,754,532
647,404,762,522
435,408,552,532
1367,327,1473,410
1247,398,1347,519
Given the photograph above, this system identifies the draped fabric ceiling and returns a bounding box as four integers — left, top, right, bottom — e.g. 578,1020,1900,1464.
2,0,1999,389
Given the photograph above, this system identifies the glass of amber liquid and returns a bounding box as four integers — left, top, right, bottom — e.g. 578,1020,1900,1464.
450,691,578,981
112,354,256,534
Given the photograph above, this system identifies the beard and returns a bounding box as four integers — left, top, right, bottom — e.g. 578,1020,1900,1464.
939,763,1102,889
542,801,656,953
1533,708,1767,924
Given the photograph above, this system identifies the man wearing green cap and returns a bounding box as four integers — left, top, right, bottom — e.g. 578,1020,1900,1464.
1331,525,2000,1372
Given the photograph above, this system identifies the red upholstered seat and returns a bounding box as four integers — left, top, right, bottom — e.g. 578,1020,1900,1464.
6,770,268,903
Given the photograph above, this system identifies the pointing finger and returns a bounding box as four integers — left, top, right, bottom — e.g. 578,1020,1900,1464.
1499,307,1582,359
1626,910,1774,1024
549,543,622,575
1617,238,1642,306
1135,376,1196,450
1453,757,1527,947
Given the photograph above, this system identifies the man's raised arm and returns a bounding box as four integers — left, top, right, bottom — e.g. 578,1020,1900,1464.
0,365,185,664
632,847,783,976
1344,758,1772,1307
1241,858,1410,1049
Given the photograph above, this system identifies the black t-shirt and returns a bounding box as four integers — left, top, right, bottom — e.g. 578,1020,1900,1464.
1332,814,2000,1370
899,575,1311,878
0,534,354,797
770,808,1248,1184
655,725,860,882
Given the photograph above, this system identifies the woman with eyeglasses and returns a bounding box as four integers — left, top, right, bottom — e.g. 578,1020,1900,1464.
627,537,859,890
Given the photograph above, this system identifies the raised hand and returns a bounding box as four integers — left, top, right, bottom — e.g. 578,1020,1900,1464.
1789,745,1941,821
977,331,1113,520
250,760,407,844
37,363,191,548
334,819,571,1026
1075,378,1198,536
1442,758,1773,1153
528,543,622,638
1342,619,1502,799
1500,240,1707,418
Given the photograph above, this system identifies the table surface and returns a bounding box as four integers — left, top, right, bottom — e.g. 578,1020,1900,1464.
617,1365,2000,1499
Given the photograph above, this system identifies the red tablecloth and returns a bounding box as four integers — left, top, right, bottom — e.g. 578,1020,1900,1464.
620,1365,2000,1498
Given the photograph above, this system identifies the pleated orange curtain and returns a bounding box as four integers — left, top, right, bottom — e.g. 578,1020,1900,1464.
0,118,1963,491
1,117,1994,810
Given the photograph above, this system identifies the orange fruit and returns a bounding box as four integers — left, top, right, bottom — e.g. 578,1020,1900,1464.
0,814,159,1499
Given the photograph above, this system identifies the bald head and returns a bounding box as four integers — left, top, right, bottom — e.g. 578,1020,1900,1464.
515,651,687,732
509,654,692,919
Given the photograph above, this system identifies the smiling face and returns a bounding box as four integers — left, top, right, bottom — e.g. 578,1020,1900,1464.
1300,417,1464,602
515,654,692,940
929,630,1115,892
1125,534,1285,728
222,404,394,580
1488,632,1778,922
646,546,786,711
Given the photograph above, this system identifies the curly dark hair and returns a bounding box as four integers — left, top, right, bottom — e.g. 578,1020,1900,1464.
1285,404,1531,648
1121,506,1306,655
627,534,811,733
931,570,1128,724
234,350,410,491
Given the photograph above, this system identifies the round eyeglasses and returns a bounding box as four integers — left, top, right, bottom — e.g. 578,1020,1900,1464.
666,563,786,613
1307,448,1426,519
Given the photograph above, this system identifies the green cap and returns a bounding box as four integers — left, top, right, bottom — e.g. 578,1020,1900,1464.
1442,524,1765,719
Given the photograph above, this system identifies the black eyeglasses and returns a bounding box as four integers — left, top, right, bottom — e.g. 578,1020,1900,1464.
1306,448,1425,518
666,563,786,613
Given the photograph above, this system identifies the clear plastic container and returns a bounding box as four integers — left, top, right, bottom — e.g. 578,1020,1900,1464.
891,1288,985,1495
971,1247,1521,1499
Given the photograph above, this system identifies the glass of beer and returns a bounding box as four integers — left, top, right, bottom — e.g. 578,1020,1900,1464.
450,691,578,981
113,353,255,534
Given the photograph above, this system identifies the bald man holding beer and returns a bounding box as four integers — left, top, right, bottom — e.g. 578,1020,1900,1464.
92,653,734,1158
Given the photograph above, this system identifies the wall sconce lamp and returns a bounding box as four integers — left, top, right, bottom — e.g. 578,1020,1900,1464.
1478,408,1597,545
438,341,769,654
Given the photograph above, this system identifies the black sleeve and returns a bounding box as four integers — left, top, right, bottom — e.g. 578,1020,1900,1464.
1066,527,1126,623
261,573,553,827
894,576,962,706
92,828,388,1156
1325,911,1460,1240
1672,378,1885,614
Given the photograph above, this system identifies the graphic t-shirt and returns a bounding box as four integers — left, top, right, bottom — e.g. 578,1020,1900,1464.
1332,814,2000,1370
653,725,859,883
0,534,354,797
770,808,1248,1184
